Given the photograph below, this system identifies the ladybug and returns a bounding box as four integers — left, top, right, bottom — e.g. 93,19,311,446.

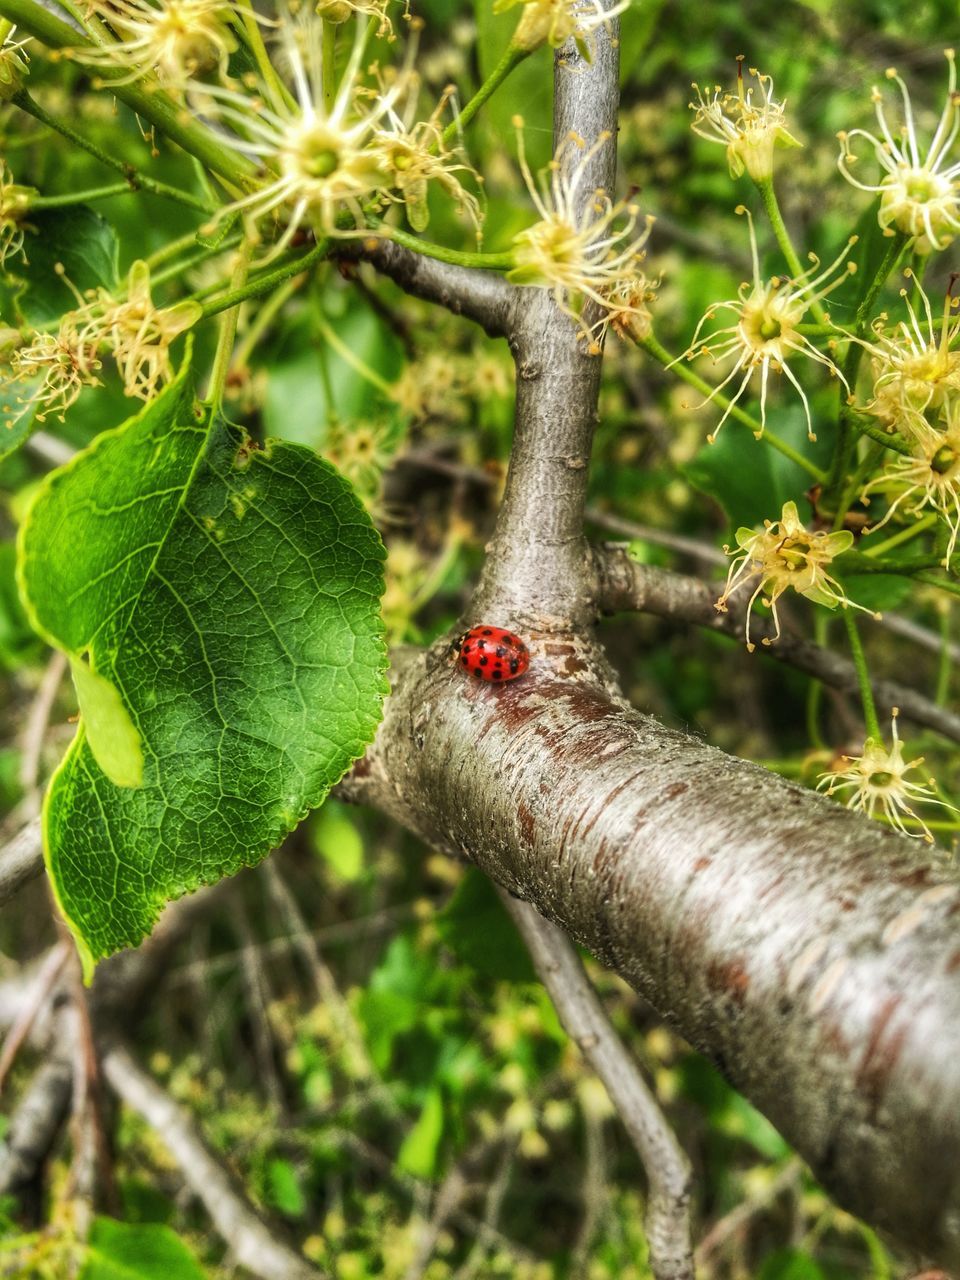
455,625,530,682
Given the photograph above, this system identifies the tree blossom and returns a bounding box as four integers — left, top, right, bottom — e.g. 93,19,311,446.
679,207,855,442
818,709,957,842
716,500,872,652
837,50,960,253
690,58,802,182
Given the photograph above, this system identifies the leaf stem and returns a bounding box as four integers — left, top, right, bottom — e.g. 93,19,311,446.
14,91,214,213
441,42,528,146
843,609,880,741
314,307,394,397
379,225,515,271
198,240,330,319
206,240,254,411
862,512,938,558
641,332,825,482
322,19,337,114
755,176,827,325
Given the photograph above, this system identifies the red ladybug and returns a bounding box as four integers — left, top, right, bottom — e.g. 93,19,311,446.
455,625,530,682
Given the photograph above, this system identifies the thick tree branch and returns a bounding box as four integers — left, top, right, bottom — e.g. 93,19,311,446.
342,647,960,1267
502,891,694,1280
594,544,960,744
102,1044,319,1280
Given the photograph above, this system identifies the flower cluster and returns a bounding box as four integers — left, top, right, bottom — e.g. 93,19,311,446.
818,709,957,842
5,260,198,422
857,274,960,566
690,58,802,183
186,13,482,258
509,121,655,352
716,500,873,651
838,50,960,254
679,208,855,441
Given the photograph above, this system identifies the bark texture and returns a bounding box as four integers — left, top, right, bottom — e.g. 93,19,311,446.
345,646,960,1265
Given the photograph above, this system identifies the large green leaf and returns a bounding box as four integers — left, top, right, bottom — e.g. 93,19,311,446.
81,1218,207,1280
18,363,388,976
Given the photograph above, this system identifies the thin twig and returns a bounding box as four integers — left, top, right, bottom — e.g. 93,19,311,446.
18,651,68,816
0,817,43,907
695,1157,804,1264
102,1044,321,1280
594,545,960,745
500,890,694,1280
0,941,69,1093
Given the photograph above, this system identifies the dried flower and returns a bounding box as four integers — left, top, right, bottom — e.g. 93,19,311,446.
509,121,654,352
818,709,957,842
680,207,855,441
716,500,871,652
11,319,102,422
690,58,802,183
838,50,960,253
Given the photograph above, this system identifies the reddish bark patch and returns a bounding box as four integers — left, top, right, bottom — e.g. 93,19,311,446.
946,949,960,974
898,867,934,889
542,642,590,677
693,857,712,873
663,781,689,800
839,896,857,912
517,800,535,847
706,957,750,1008
856,995,908,1122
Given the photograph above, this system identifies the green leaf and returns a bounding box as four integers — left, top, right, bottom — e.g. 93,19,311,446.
840,572,911,613
18,363,388,976
266,1158,307,1218
0,377,38,463
14,206,119,325
757,1247,827,1280
311,800,365,882
80,1218,207,1280
436,868,535,981
397,1087,445,1179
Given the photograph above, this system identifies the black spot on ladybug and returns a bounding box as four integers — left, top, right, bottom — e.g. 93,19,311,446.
492,670,502,679
473,668,483,677
496,646,506,658
510,659,519,673
483,628,492,635
479,656,488,666
461,656,469,666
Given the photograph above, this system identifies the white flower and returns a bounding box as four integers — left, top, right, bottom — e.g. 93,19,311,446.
818,709,957,842
509,120,654,352
66,0,236,92
838,49,960,253
680,207,855,441
859,271,960,438
690,58,802,182
861,395,960,568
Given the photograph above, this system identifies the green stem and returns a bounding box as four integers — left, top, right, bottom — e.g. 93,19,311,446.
441,43,528,146
378,225,515,271
0,0,257,186
831,441,883,532
207,240,254,410
232,0,292,112
14,91,214,213
916,572,960,602
641,333,825,482
29,182,132,208
843,609,880,741
232,273,303,370
862,512,939,558
806,611,829,750
198,241,330,319
755,177,827,325
314,308,393,396
854,233,907,332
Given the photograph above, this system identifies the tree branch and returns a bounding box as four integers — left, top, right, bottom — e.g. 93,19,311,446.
0,818,43,907
342,646,960,1268
593,544,960,744
102,1044,320,1280
501,891,694,1280
338,239,518,337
